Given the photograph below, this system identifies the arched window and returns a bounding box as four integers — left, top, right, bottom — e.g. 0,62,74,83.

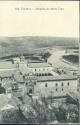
67,82,69,86
62,88,63,91
56,88,57,91
29,89,32,94
45,83,48,87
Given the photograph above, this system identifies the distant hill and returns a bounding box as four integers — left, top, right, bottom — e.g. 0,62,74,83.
0,36,79,58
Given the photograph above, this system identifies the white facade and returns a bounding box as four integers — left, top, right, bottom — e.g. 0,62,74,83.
18,58,53,75
28,66,53,74
34,76,78,98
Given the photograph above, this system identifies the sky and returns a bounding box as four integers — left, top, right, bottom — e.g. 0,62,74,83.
0,1,79,37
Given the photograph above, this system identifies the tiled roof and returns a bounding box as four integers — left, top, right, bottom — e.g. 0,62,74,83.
0,94,10,111
0,70,16,78
36,75,77,82
28,63,52,68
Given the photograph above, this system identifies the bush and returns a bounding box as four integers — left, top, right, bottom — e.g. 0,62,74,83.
1,108,27,123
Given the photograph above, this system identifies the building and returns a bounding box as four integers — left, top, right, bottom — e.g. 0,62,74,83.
0,62,18,94
12,57,20,64
14,56,78,99
0,94,11,112
65,49,78,56
24,75,37,96
0,62,17,70
0,55,78,101
11,81,25,98
17,56,53,76
0,83,6,94
33,75,78,98
28,62,53,75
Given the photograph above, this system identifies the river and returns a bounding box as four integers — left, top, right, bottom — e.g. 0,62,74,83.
48,49,78,71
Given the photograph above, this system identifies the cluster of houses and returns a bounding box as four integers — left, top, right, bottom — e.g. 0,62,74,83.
0,56,79,100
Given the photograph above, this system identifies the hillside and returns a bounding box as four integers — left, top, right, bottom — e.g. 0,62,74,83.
0,36,79,58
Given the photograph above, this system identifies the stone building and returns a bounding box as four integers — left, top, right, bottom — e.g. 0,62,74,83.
17,56,53,76
24,75,37,96
28,62,53,75
33,75,78,98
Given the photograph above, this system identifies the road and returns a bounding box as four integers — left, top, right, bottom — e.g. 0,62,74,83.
48,49,78,71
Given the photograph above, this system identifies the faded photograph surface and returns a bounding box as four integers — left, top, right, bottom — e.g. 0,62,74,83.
0,1,79,124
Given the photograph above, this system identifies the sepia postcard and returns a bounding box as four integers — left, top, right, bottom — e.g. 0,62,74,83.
0,1,79,124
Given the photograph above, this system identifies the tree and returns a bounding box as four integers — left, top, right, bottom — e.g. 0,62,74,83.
66,104,78,123
21,99,57,124
56,103,79,123
42,52,51,62
1,108,27,123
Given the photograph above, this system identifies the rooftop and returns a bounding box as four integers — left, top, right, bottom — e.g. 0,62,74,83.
0,70,16,78
0,62,16,69
28,62,52,68
0,94,10,111
36,75,77,82
14,74,24,83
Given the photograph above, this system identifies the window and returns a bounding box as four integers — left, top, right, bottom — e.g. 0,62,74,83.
26,82,28,85
35,69,36,71
77,88,79,92
45,83,48,87
39,74,41,76
62,88,63,91
67,82,69,86
61,82,63,86
23,76,25,79
29,89,32,94
56,88,57,91
56,83,58,86
34,82,36,85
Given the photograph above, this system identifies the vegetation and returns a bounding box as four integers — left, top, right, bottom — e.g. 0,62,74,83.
41,52,51,61
58,103,79,123
63,55,79,64
1,97,79,123
0,84,6,94
21,99,57,123
1,108,27,123
0,36,78,58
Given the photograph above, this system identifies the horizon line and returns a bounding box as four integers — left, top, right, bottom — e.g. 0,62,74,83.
0,35,79,39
